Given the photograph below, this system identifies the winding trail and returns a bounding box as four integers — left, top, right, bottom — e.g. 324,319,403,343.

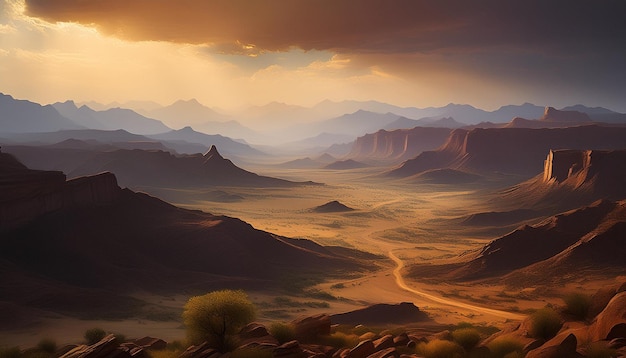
388,250,526,321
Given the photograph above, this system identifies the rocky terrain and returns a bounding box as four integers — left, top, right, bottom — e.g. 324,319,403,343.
13,285,625,358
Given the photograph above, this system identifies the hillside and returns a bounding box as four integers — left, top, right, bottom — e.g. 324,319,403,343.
407,199,626,283
0,151,368,318
68,145,316,188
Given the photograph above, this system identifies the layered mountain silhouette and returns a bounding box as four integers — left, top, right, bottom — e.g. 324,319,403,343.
148,126,264,157
53,101,171,135
387,125,626,178
0,93,81,133
143,99,258,139
67,145,316,188
0,152,369,316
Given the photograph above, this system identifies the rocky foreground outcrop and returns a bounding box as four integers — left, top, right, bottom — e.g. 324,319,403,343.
39,287,626,358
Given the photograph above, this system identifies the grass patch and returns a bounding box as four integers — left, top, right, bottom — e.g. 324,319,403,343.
451,328,481,351
416,339,464,358
529,307,562,340
269,322,296,344
486,336,525,358
563,292,592,321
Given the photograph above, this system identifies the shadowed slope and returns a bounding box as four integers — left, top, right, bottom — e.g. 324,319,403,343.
68,145,317,188
0,153,368,317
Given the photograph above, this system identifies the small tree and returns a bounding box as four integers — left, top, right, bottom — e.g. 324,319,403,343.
182,290,256,352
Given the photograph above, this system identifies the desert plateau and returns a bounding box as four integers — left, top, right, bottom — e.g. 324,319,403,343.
2,1,626,357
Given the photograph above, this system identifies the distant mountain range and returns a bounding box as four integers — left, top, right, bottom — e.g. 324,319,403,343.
53,100,170,135
3,92,626,149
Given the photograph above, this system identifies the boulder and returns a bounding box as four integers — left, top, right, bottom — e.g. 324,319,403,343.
238,322,278,346
588,292,626,341
366,347,398,358
133,337,167,350
59,334,119,358
392,333,409,347
179,342,220,358
346,340,375,358
372,335,394,351
526,334,582,358
273,340,306,358
523,339,545,353
588,287,617,318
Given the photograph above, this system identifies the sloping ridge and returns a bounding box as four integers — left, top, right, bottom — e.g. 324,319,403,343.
504,149,626,210
0,153,366,316
69,145,315,188
387,125,626,177
450,199,625,281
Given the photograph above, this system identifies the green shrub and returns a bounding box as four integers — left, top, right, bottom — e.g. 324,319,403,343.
269,322,296,344
84,328,107,345
452,328,481,351
486,337,524,358
416,340,464,358
182,290,256,352
529,307,562,340
563,292,592,320
0,347,21,358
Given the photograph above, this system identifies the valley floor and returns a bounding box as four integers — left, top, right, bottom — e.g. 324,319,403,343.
4,166,619,347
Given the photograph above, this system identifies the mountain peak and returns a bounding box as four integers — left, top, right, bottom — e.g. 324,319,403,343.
204,145,223,160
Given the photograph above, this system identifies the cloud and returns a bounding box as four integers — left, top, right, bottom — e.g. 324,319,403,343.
23,0,626,56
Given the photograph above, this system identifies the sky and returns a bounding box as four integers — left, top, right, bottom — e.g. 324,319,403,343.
1,0,625,112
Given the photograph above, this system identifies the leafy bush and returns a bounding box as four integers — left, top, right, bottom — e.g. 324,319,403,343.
486,337,524,358
529,307,562,340
269,322,296,344
84,328,107,345
416,340,464,358
452,328,481,351
563,292,592,320
182,290,255,352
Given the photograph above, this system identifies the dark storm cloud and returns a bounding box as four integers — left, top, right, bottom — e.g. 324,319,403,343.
24,0,626,55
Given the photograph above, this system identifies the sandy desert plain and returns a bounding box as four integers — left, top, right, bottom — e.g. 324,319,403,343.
15,160,606,342
2,164,540,346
